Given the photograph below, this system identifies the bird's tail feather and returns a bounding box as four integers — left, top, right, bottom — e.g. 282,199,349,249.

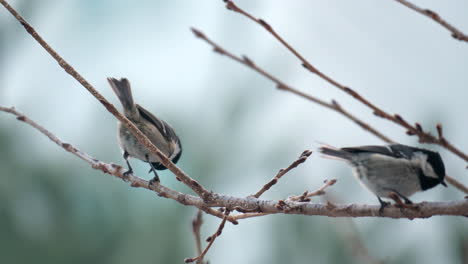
107,77,137,116
318,145,352,161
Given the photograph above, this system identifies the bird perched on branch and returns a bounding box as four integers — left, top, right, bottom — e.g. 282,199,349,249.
108,77,182,185
319,144,447,212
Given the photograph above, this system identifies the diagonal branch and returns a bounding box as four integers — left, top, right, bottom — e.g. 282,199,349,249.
190,28,468,194
253,150,312,198
445,176,468,194
0,0,213,200
392,0,468,42
288,179,337,202
222,0,468,164
190,27,393,144
190,210,206,264
185,210,231,263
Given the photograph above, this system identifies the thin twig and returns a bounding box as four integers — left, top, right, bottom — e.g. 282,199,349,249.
190,27,393,144
190,27,467,194
185,210,231,263
393,0,468,42
191,210,205,264
288,179,337,202
461,236,468,264
0,0,213,201
232,212,270,221
253,150,312,198
446,176,468,194
222,0,468,163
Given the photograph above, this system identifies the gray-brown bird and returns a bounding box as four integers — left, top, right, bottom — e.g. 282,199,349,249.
108,77,182,184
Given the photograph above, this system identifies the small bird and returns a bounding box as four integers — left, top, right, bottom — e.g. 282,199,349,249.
108,77,182,184
319,144,447,211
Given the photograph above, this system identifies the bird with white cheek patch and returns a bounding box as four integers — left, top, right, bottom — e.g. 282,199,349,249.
319,144,447,212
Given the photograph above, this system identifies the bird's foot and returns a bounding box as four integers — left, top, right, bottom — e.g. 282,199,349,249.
148,175,160,188
379,202,390,215
378,199,390,215
389,192,417,210
402,196,413,205
123,169,133,180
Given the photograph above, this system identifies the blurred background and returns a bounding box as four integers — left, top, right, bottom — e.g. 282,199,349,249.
1,0,467,263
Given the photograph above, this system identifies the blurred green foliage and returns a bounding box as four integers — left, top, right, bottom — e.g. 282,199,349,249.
0,127,192,263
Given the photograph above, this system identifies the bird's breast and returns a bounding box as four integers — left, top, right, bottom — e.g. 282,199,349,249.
117,122,172,163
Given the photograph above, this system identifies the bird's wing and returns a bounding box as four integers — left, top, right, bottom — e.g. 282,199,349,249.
341,145,396,156
342,144,415,159
136,104,182,158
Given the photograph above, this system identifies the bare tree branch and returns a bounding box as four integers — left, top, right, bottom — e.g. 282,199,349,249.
392,0,468,42
222,0,468,163
191,210,206,264
185,210,231,263
0,0,213,201
446,176,468,194
190,27,393,144
288,179,337,202
253,150,312,198
232,212,270,221
2,105,467,219
190,27,468,194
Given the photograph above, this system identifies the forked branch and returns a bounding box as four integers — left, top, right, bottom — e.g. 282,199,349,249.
185,210,231,263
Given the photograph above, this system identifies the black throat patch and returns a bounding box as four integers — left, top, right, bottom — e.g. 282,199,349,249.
418,168,443,190
426,152,446,180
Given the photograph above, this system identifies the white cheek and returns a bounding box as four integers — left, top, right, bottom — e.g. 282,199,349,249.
169,141,181,159
422,162,438,178
412,152,438,179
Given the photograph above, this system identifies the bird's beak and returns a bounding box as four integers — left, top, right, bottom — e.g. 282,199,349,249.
441,180,448,187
